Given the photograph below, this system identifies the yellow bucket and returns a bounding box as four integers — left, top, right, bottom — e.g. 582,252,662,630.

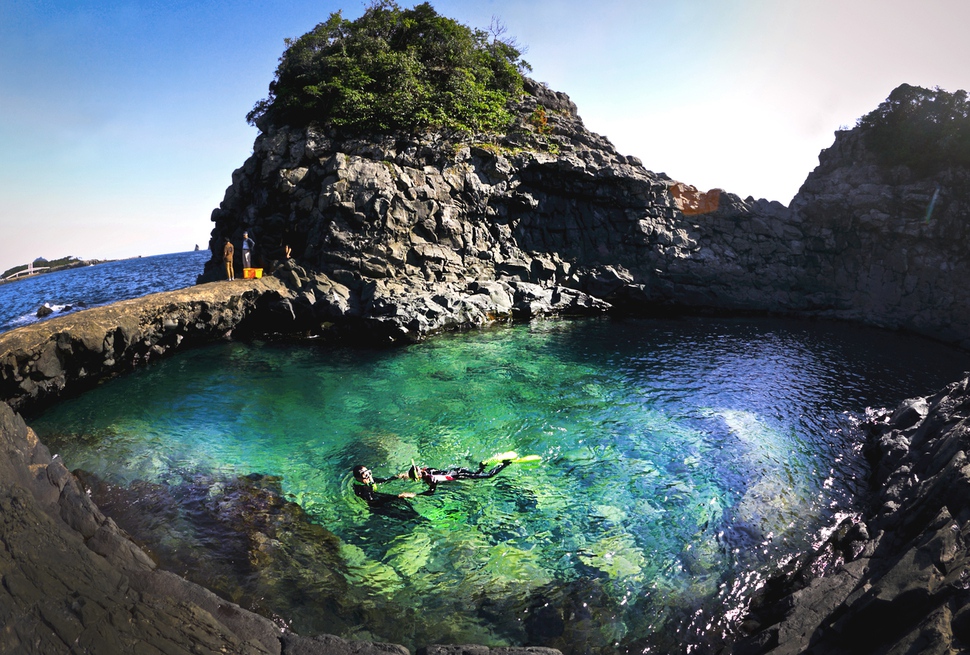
242,268,263,279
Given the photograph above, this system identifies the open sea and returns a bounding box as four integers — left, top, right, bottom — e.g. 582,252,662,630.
0,250,209,334
7,250,970,652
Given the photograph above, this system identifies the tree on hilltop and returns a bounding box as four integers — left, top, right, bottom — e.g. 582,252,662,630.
247,1,531,134
857,83,970,175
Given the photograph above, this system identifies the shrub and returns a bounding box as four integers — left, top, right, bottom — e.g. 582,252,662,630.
247,1,531,135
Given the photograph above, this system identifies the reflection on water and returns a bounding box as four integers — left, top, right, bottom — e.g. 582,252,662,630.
32,316,970,653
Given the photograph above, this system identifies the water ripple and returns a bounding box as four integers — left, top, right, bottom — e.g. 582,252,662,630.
30,315,970,654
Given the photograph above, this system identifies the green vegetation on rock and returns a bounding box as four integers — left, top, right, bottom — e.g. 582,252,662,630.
857,83,970,175
247,0,531,134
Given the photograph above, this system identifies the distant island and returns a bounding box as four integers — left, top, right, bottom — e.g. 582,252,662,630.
0,256,107,283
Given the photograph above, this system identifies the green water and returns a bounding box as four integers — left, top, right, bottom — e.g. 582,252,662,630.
33,317,970,653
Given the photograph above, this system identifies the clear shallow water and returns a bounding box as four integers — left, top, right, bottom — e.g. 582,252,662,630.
0,250,208,333
32,316,970,653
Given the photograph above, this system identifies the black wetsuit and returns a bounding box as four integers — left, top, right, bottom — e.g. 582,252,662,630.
417,461,510,494
353,475,403,507
352,475,426,522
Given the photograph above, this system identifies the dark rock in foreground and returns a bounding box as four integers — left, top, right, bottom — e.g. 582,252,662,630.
735,377,970,654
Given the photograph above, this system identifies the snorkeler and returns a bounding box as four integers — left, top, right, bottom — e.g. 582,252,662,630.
405,458,512,494
351,465,418,507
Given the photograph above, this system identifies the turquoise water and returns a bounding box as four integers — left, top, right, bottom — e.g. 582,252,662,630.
33,316,970,653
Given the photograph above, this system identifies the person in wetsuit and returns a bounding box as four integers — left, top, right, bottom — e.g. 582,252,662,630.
405,458,512,494
352,465,417,507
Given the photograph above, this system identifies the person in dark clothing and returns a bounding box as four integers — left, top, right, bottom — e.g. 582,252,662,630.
241,231,255,268
223,238,234,280
405,458,512,494
352,465,417,507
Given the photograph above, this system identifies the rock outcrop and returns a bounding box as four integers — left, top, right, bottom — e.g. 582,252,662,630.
202,81,970,351
790,129,970,344
201,79,807,341
0,277,293,415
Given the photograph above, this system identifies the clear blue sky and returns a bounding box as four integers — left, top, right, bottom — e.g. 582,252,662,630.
2,0,969,272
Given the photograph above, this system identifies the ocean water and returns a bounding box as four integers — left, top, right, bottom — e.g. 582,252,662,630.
30,310,970,653
0,250,209,334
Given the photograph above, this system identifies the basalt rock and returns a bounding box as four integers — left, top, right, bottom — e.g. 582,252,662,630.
202,83,970,350
0,277,293,416
0,400,285,655
789,129,970,345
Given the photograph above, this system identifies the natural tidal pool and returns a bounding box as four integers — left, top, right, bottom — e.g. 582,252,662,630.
32,316,970,653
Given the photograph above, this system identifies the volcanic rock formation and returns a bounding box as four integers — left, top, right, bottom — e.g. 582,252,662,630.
203,79,970,349
4,77,970,653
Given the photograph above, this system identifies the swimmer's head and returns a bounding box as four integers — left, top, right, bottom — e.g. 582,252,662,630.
353,465,372,483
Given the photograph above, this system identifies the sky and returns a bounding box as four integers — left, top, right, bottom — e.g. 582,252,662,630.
2,0,969,273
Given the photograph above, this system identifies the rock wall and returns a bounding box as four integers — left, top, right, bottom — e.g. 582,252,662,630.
790,129,970,344
200,79,815,338
0,277,290,415
202,81,970,349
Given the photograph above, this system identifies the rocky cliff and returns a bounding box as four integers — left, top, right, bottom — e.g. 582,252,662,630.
201,79,970,349
791,128,970,344
200,78,802,341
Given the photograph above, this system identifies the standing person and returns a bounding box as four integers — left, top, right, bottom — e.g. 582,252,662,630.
223,238,234,281
241,231,255,269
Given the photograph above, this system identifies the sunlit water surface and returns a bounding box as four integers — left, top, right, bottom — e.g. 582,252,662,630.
33,317,970,653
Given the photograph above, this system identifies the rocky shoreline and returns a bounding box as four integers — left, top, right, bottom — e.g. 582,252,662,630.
733,377,970,654
4,78,970,653
0,280,566,654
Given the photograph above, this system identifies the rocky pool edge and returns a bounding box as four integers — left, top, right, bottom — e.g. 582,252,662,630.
3,276,970,653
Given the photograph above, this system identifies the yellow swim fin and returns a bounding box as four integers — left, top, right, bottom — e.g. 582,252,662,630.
481,451,519,465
